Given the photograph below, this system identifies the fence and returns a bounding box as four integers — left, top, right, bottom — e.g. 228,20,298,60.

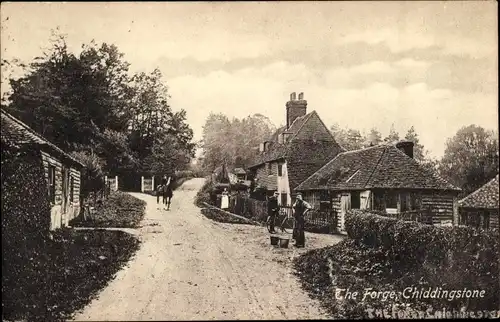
227,195,339,233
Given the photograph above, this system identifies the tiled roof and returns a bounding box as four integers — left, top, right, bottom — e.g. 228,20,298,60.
296,144,460,191
249,111,341,167
459,174,499,209
1,109,84,167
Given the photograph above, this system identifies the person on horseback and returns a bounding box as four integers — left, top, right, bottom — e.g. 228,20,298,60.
163,176,173,210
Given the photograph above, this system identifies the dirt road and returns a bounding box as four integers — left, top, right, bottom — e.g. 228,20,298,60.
73,178,343,320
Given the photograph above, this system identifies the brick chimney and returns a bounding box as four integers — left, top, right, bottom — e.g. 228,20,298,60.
286,92,307,129
395,140,414,159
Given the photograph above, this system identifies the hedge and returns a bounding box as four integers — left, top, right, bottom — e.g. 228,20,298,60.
71,191,146,228
345,209,499,311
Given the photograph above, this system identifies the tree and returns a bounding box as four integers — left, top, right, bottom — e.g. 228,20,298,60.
330,123,366,151
365,128,383,147
200,113,275,172
404,126,426,162
3,32,195,176
384,124,400,143
439,125,499,196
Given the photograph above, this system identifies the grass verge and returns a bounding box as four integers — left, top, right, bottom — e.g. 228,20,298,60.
2,228,141,321
71,191,146,228
200,204,258,226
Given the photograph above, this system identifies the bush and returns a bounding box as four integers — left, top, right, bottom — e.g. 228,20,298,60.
71,191,146,228
294,209,499,318
2,228,140,321
194,178,213,208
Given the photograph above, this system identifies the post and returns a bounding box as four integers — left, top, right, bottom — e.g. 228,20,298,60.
141,176,144,192
152,176,155,192
452,196,459,226
115,176,118,191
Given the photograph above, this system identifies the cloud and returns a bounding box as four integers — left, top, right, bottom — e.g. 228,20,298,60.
168,62,498,158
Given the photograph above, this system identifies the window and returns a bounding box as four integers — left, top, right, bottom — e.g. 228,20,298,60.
267,163,272,175
351,191,361,209
400,193,409,212
48,165,56,204
483,212,490,229
278,164,283,177
385,191,398,209
70,176,74,203
280,193,288,206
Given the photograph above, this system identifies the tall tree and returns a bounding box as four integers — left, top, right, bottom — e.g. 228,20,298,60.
4,32,195,175
404,126,426,162
384,124,400,143
330,123,366,151
200,113,275,172
439,125,499,196
365,127,383,147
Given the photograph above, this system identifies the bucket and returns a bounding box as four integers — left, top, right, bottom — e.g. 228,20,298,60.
279,238,289,248
270,236,279,246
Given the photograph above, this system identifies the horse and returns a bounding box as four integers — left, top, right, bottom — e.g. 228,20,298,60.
162,177,173,210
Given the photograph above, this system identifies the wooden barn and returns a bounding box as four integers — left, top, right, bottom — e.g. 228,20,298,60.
459,174,499,230
295,141,461,233
1,109,84,230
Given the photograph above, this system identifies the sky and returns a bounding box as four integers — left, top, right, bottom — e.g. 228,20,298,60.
1,2,498,159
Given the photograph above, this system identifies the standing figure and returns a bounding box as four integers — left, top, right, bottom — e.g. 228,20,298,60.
267,191,279,233
221,187,229,210
162,176,173,210
292,193,312,248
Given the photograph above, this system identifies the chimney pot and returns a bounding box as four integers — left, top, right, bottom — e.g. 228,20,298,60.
290,92,297,100
298,92,304,100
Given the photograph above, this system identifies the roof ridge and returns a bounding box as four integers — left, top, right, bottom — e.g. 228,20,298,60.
295,151,344,189
362,145,388,188
288,111,314,143
459,173,499,203
1,109,83,167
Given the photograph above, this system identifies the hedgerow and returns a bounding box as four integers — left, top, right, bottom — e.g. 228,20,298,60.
71,191,146,228
294,209,499,318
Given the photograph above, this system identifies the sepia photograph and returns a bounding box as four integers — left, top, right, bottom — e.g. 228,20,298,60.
1,1,498,320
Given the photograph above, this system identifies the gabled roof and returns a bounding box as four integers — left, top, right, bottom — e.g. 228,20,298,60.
1,109,84,168
249,110,341,167
459,174,499,209
296,144,460,191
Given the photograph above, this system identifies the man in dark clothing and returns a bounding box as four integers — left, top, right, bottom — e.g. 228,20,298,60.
292,192,312,248
267,191,280,233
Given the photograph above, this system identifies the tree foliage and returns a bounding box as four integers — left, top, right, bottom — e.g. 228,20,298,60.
439,125,499,196
200,113,275,172
3,32,195,179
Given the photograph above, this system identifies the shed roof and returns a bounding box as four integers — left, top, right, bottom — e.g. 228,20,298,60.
296,144,460,192
459,174,499,209
1,109,84,168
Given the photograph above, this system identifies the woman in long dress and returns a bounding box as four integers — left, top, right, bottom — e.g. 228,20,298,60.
221,188,229,210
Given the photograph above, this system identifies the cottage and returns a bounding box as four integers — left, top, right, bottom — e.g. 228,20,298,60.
295,141,461,233
1,110,84,230
459,174,499,230
248,92,343,206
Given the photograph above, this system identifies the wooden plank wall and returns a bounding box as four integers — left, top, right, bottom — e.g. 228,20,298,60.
421,193,454,225
41,151,81,229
